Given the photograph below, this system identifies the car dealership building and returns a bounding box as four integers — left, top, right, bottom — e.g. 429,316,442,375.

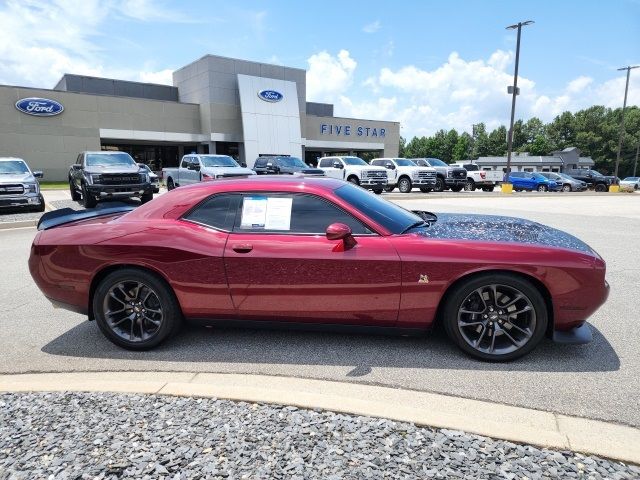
0,54,400,180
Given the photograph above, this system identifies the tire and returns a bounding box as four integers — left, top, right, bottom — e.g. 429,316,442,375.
372,189,383,195
93,268,182,350
465,179,476,191
482,186,495,192
347,176,360,185
398,177,412,193
81,183,97,208
69,179,81,201
562,184,571,192
141,192,153,204
450,186,463,192
167,178,175,191
420,187,432,193
537,184,548,192
595,183,607,192
35,194,45,212
434,176,445,192
384,186,395,193
442,273,548,362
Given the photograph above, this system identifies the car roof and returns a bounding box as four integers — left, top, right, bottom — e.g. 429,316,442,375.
83,151,132,155
0,157,26,161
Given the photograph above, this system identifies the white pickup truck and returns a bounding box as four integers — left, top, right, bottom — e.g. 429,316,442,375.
370,157,437,193
163,154,255,190
317,156,389,194
451,162,503,192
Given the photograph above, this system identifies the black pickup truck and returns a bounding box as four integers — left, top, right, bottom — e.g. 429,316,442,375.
69,151,154,208
253,156,324,176
563,168,617,192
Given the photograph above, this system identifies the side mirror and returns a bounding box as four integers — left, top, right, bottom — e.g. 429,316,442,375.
326,222,352,240
194,164,201,172
72,164,82,170
33,171,44,178
386,164,396,170
333,162,343,169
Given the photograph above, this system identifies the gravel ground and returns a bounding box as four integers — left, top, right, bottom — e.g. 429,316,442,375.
1,393,638,480
0,209,43,223
49,199,85,211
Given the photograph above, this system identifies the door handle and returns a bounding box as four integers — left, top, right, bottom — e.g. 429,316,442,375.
231,243,253,253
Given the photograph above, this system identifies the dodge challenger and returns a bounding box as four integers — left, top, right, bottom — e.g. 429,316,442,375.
29,177,609,361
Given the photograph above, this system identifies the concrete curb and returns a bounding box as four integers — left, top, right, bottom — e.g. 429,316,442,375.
1,371,638,465
0,219,37,230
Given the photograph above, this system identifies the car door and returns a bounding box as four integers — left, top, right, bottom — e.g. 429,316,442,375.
319,158,345,180
510,172,523,188
223,192,401,325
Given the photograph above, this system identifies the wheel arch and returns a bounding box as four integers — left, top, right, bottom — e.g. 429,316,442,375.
434,268,555,337
346,174,359,182
88,263,181,320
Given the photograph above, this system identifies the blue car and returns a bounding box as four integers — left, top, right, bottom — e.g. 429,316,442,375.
508,172,559,192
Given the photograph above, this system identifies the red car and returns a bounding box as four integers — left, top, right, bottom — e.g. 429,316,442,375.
29,177,609,361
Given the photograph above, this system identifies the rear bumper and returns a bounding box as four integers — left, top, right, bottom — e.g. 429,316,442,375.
553,323,592,344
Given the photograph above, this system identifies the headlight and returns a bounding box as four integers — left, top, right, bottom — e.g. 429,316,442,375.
90,174,102,184
447,171,453,177
24,183,38,194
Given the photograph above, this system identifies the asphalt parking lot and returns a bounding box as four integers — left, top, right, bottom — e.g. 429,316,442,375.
0,192,638,428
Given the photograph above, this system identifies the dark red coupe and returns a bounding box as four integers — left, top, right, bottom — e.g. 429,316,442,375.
29,177,609,361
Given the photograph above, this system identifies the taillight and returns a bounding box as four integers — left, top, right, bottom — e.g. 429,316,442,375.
480,172,486,179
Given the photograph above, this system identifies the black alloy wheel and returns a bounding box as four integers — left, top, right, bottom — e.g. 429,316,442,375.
450,185,463,192
442,273,547,361
348,176,360,185
167,178,175,190
69,179,80,201
465,179,476,191
595,183,607,192
93,268,181,350
434,177,445,192
81,184,97,208
398,177,412,193
562,184,572,192
537,184,548,192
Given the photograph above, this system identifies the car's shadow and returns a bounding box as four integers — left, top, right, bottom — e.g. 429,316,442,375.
41,321,620,373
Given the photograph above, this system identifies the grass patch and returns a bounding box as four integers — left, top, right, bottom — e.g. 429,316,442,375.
39,181,69,190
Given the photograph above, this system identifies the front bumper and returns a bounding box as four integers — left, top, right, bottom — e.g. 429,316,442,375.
360,180,387,189
86,183,153,198
0,193,43,209
412,178,437,187
445,178,467,187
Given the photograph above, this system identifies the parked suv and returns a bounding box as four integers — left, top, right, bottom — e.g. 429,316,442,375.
370,158,436,193
539,172,587,192
69,151,154,208
450,162,503,192
253,156,324,176
163,154,255,190
564,169,617,192
0,157,45,212
508,172,559,192
318,156,388,194
411,158,467,192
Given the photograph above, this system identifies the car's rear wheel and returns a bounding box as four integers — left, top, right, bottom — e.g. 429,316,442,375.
442,273,547,361
450,185,463,192
81,184,97,208
465,179,476,191
595,183,607,192
398,177,412,193
167,178,175,190
482,186,495,192
537,184,548,192
347,176,360,185
562,184,571,192
93,268,182,350
69,179,81,201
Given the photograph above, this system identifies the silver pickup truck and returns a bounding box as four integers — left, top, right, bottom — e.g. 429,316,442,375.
163,154,255,190
0,157,45,211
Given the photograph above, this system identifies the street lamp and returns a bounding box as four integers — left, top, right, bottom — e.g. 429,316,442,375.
504,20,534,193
614,65,639,181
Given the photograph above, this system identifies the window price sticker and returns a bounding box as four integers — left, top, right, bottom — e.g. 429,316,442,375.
240,196,293,230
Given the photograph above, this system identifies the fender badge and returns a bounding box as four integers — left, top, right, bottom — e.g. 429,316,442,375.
418,274,429,284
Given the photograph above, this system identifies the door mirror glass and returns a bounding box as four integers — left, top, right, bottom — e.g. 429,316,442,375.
33,170,44,178
72,164,82,170
326,222,352,240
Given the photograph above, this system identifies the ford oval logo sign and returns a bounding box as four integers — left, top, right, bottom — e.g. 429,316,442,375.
257,90,283,103
15,97,64,116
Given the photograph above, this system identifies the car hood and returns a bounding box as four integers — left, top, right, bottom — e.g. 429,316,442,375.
84,165,141,174
413,213,594,254
0,173,35,183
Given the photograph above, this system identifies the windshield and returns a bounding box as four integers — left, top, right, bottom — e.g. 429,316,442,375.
334,183,423,234
590,170,604,177
200,155,239,167
276,157,307,168
394,159,416,167
86,153,136,167
0,160,30,174
342,156,368,166
425,158,447,167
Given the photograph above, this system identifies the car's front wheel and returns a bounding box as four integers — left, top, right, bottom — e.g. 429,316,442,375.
434,177,445,192
141,192,153,204
465,179,476,191
69,179,81,201
537,184,548,192
167,178,175,191
562,184,572,192
81,184,97,208
93,268,182,350
442,273,547,361
398,177,412,193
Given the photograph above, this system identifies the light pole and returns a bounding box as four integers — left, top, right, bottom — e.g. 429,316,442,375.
614,65,639,180
504,20,534,191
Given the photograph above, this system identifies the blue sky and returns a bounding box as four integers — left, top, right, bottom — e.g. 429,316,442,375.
1,0,638,139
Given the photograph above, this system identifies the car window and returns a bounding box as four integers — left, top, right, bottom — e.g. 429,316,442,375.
181,157,190,168
182,194,240,231
371,160,383,166
233,193,372,235
319,158,335,168
510,172,523,178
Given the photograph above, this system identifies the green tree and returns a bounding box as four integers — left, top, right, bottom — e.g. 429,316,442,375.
488,126,508,156
522,117,545,144
471,123,491,158
398,135,407,157
528,134,551,156
546,111,576,151
452,132,472,160
511,119,527,151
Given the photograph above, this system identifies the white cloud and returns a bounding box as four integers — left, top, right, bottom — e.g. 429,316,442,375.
362,20,381,33
139,69,174,85
306,50,357,103
0,0,183,88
